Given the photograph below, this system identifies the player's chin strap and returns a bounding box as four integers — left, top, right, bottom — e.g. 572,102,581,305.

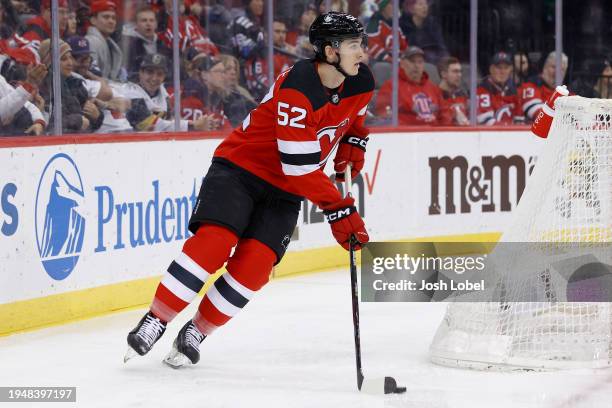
330,51,350,78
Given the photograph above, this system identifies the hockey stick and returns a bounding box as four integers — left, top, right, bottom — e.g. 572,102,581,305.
343,167,406,395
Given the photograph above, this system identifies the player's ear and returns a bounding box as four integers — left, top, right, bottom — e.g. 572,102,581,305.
324,44,337,63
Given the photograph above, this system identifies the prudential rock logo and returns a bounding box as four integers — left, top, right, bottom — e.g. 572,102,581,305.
35,153,85,280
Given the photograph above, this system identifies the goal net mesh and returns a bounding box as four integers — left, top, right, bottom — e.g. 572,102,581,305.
429,96,612,370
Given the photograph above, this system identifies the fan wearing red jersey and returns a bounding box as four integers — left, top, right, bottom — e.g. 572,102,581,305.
125,12,374,368
476,52,520,125
518,51,569,123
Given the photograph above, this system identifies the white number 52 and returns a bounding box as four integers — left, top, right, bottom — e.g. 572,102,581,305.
278,102,306,128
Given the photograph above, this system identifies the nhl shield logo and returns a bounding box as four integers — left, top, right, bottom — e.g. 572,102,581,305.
331,93,340,104
281,234,291,250
35,153,86,280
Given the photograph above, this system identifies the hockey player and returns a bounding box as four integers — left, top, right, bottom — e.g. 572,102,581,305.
125,12,373,367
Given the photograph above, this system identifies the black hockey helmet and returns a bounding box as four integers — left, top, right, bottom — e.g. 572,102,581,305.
309,12,367,61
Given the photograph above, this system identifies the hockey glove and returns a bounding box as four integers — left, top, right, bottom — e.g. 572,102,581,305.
322,197,369,251
334,135,368,182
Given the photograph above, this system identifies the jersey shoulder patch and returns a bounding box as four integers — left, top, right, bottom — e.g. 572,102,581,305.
342,63,375,98
279,59,327,111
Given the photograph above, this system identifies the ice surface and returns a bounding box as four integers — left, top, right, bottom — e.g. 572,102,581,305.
1,270,611,408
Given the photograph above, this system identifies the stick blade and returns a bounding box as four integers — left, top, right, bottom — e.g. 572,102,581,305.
360,377,406,394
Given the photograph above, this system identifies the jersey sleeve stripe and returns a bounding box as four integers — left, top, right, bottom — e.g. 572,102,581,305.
277,139,320,154
281,162,320,176
477,111,494,124
280,151,321,166
523,100,543,118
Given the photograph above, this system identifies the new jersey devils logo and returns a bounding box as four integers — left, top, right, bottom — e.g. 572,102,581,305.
317,118,350,165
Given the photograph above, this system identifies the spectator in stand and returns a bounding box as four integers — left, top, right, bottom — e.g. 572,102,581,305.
112,53,214,132
182,46,206,80
273,19,297,58
121,5,171,80
242,17,298,103
318,0,348,13
66,36,112,99
0,45,47,135
476,51,519,126
228,0,266,100
518,51,568,123
68,35,103,79
196,0,232,51
9,0,30,16
366,0,408,63
437,56,469,125
218,53,257,107
38,39,104,133
180,55,230,131
571,56,611,99
375,46,447,125
286,3,316,59
18,0,68,52
65,10,78,38
156,0,218,57
593,58,612,99
86,0,125,81
512,52,529,87
400,0,448,64
65,35,134,133
0,0,24,46
217,53,257,126
360,0,379,25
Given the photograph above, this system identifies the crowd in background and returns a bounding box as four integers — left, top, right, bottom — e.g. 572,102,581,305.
0,0,609,136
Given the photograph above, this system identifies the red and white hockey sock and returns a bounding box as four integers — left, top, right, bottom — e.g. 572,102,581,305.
150,225,238,323
193,239,276,336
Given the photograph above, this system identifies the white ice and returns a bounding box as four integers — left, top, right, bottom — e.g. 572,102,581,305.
1,269,612,408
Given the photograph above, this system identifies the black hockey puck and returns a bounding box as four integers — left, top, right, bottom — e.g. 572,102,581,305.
384,377,407,394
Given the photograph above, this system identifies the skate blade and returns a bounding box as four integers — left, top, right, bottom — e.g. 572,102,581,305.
123,346,139,363
163,347,192,369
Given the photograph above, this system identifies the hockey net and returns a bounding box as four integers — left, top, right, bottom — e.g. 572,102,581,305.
429,96,612,371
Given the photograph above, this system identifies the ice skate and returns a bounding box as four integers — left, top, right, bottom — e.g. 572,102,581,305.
163,320,206,368
124,312,167,363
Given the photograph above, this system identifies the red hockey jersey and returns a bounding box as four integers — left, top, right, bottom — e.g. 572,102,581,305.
517,76,555,122
158,14,218,56
440,88,469,125
366,12,408,63
180,95,232,131
214,60,374,208
243,51,295,101
476,77,520,125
